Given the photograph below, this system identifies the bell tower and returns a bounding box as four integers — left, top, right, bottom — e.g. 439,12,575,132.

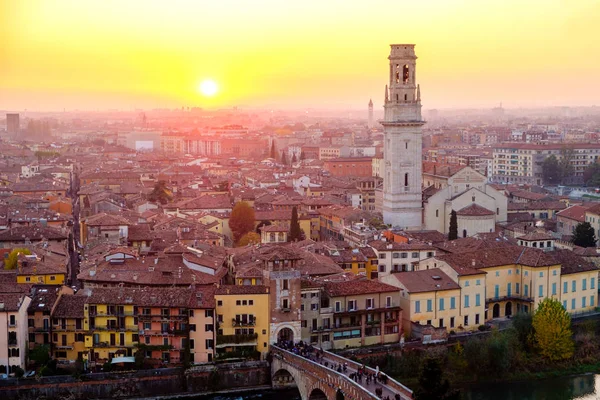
381,44,425,229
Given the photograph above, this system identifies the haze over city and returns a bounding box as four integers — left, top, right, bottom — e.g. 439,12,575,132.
2,0,599,111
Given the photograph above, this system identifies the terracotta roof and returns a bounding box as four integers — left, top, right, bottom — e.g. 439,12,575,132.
85,213,132,226
53,294,86,318
215,285,269,295
456,203,495,216
508,201,567,211
368,240,436,251
436,245,558,272
391,269,460,293
585,203,600,215
557,205,590,222
0,292,29,312
552,249,600,275
519,231,554,241
422,162,466,178
324,279,398,297
0,225,68,241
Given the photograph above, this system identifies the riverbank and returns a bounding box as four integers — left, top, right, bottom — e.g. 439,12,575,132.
125,385,276,400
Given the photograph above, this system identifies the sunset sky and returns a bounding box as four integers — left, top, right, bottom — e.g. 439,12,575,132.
1,0,599,111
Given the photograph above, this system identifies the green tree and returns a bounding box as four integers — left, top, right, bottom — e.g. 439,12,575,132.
238,232,260,247
299,151,306,161
148,180,173,205
542,155,561,185
511,311,535,351
572,222,597,248
583,162,600,187
288,206,303,242
4,248,32,270
230,202,256,243
448,210,458,240
532,298,575,361
29,344,51,366
281,150,288,165
291,152,297,164
270,141,276,159
414,357,460,400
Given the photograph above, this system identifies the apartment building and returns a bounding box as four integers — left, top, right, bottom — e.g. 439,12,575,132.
0,292,31,374
492,143,600,185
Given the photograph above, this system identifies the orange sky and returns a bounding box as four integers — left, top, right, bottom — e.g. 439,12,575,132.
1,0,599,111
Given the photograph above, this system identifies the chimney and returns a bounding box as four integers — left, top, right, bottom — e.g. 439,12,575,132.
471,259,476,267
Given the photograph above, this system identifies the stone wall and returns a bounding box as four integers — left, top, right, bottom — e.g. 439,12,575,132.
0,362,271,400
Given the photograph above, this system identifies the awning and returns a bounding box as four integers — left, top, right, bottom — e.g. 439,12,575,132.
111,356,136,364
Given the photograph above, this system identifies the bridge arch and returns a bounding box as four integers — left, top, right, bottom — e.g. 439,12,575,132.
308,388,327,400
272,367,305,399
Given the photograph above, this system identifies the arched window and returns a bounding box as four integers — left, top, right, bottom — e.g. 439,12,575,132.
395,64,400,83
463,229,467,238
404,173,409,187
403,65,409,84
404,94,408,101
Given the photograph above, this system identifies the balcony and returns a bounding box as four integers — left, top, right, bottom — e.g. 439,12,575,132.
216,333,258,348
232,319,256,327
34,327,50,332
486,295,534,304
281,308,291,313
8,339,18,346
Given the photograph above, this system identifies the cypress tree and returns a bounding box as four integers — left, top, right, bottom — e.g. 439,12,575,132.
448,210,458,240
288,206,302,242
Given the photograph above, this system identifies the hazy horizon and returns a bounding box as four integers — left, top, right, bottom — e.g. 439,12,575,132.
2,0,599,112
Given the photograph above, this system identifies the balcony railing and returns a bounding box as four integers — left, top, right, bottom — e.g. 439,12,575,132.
232,319,256,327
216,333,258,346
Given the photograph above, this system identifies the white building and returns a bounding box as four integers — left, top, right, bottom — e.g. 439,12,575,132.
382,44,425,230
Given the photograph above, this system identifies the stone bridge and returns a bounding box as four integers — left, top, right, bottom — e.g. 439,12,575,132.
271,347,413,400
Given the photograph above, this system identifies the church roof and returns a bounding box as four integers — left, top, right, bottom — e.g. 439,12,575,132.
456,204,495,216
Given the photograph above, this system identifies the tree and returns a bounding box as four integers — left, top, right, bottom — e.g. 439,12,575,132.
448,210,458,240
238,232,260,247
288,206,303,242
148,180,173,205
230,202,256,243
583,162,600,187
572,222,597,248
4,248,32,270
281,150,288,165
29,344,51,366
413,357,460,400
542,155,561,185
558,147,575,184
532,298,574,361
270,141,276,159
511,311,535,351
291,153,297,164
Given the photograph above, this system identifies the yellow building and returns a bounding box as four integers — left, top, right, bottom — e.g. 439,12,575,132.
51,294,87,363
554,249,599,313
82,288,139,368
215,285,270,360
16,255,66,285
382,269,484,336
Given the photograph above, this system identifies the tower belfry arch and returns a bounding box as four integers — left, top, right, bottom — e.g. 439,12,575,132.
382,44,425,229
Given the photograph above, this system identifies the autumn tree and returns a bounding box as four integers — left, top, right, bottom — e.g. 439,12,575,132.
230,202,256,243
448,210,458,240
288,206,303,242
532,298,575,361
4,248,32,270
148,180,173,205
572,222,597,248
414,357,460,400
238,232,260,247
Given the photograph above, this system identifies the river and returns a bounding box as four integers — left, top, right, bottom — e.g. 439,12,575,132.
463,373,599,400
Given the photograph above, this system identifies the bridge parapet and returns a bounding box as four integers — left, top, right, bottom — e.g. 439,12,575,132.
271,346,379,400
322,350,413,400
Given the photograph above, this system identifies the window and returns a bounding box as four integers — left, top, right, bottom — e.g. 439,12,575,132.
583,279,587,291
524,284,529,297
464,315,469,326
404,173,409,187
465,280,470,287
572,280,577,292
450,317,455,328
496,271,500,277
282,299,289,309
401,253,408,259
9,315,15,326
236,300,241,306
412,252,419,258
311,303,319,311
348,300,357,311
426,299,432,312
393,253,400,259
592,296,595,307
516,283,520,294
464,295,470,308
439,298,445,311
563,282,568,294
553,269,557,276
379,253,386,259
582,297,587,308
494,285,499,299
475,294,480,307
539,272,544,278
450,297,456,309
204,310,213,318
507,283,512,297
335,301,341,312
563,300,567,310
552,283,557,296
539,285,544,297
366,298,374,309
283,280,289,290
508,270,512,275
436,209,439,217
242,300,247,306
592,278,596,290
571,299,576,310
249,300,254,305
476,279,481,286
205,324,213,332
415,300,421,313
217,300,222,306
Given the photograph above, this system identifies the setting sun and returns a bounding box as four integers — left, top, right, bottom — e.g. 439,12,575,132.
199,80,219,97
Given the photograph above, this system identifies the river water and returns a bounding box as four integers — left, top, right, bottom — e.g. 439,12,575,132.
159,374,598,400
463,373,599,400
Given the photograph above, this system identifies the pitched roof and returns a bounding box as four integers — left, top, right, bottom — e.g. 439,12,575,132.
557,205,590,222
436,246,558,271
552,249,600,275
324,279,398,297
456,203,495,216
215,285,270,295
391,269,460,293
53,294,86,318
